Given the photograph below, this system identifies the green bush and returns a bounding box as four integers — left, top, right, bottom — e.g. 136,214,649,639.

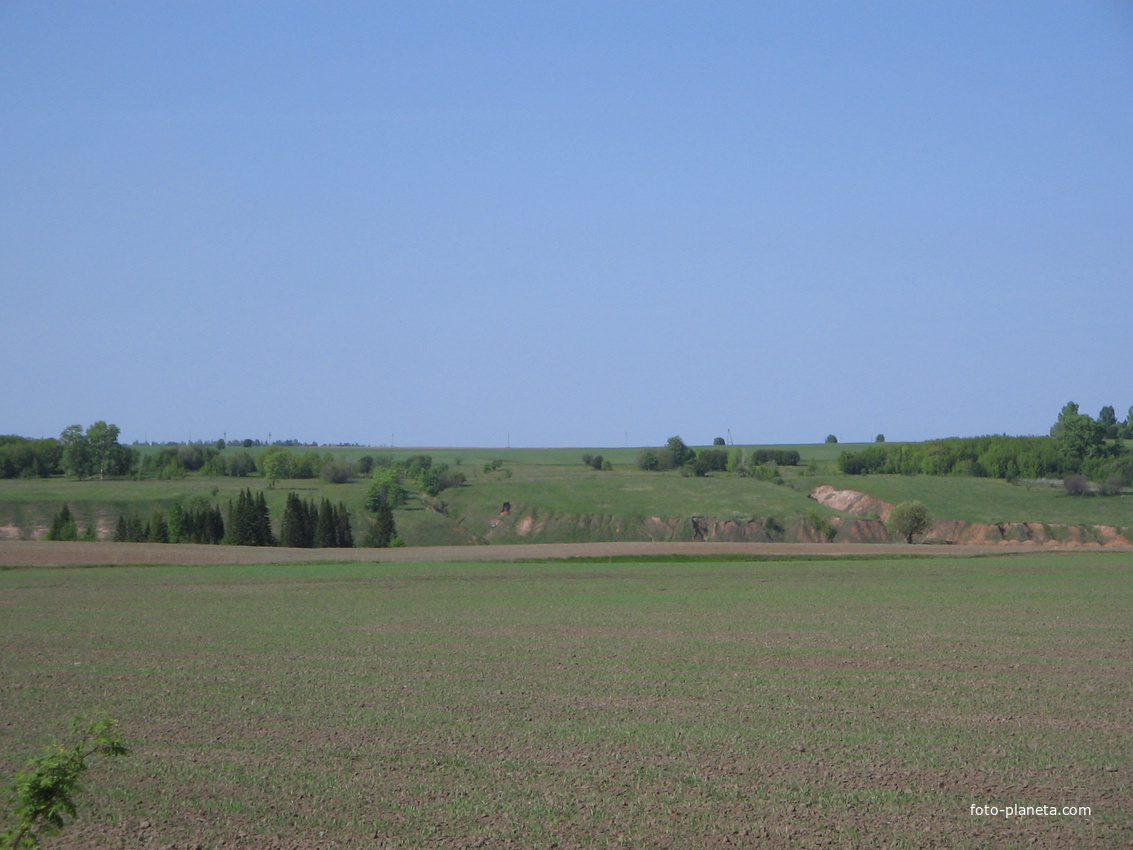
1,716,128,850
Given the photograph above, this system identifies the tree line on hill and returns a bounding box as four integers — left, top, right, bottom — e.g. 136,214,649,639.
836,402,1133,493
1,423,137,480
634,436,800,477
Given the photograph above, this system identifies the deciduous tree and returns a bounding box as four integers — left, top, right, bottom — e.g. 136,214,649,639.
886,501,931,543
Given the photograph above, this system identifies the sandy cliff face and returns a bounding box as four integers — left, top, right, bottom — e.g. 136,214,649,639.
452,486,1132,547
807,485,1131,547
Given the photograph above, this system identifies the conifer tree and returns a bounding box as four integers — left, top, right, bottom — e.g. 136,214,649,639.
280,492,313,548
46,505,78,541
254,491,275,546
147,511,169,543
363,495,396,547
206,506,225,544
315,498,336,548
334,501,354,548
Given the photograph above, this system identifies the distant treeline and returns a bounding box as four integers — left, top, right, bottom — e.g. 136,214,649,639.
837,435,1131,486
837,401,1133,489
635,437,799,477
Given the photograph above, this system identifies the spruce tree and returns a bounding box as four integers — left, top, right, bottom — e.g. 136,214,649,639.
126,514,146,542
46,505,78,541
254,491,275,546
334,502,354,548
280,492,309,548
226,490,255,545
148,511,169,543
363,495,396,547
208,506,225,544
315,498,336,548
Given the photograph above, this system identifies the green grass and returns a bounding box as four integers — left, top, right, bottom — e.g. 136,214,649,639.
2,441,1129,546
0,553,1129,848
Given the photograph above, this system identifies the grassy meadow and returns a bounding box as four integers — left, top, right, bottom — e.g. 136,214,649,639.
1,442,1129,546
0,552,1129,848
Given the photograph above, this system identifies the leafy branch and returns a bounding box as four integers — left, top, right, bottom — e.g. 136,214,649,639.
2,716,129,850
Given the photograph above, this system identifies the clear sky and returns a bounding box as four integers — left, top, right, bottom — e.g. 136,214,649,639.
3,1,1131,448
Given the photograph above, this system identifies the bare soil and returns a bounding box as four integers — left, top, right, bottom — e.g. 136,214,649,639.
0,538,1099,568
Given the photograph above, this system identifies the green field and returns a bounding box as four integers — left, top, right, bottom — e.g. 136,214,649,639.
1,552,1129,848
1,442,1129,547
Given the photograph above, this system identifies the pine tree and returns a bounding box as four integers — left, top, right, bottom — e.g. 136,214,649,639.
46,504,78,541
334,502,354,548
148,511,169,543
281,492,313,548
207,506,225,544
226,490,257,545
255,491,275,546
126,514,146,542
315,498,336,548
363,495,396,547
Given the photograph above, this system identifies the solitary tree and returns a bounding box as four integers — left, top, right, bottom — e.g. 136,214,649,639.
886,501,931,543
363,495,397,548
45,505,78,541
1098,405,1119,439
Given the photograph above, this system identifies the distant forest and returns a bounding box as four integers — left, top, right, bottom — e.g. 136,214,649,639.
835,403,1132,492
3,402,1131,493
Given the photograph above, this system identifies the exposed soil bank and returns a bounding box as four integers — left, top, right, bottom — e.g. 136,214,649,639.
808,484,1133,548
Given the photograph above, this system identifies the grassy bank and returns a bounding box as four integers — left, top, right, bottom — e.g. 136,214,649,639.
1,442,1128,545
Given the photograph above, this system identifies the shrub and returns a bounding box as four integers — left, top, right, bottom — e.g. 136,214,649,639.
320,460,354,484
636,448,661,471
1,716,128,850
227,451,256,477
806,508,837,542
582,454,606,470
751,449,801,466
1063,474,1090,496
1100,475,1125,497
749,463,782,484
366,469,408,510
696,449,729,473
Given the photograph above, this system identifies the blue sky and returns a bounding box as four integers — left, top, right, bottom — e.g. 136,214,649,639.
3,1,1131,447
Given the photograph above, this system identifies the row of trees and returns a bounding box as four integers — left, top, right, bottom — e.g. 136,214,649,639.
280,493,354,548
112,502,228,544
2,424,137,480
636,437,800,478
581,453,612,471
41,488,404,548
837,402,1132,488
45,505,95,541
